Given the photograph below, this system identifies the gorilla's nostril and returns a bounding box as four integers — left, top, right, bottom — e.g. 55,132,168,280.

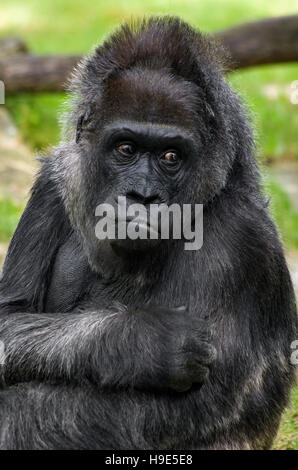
126,190,143,202
144,194,160,205
126,191,159,205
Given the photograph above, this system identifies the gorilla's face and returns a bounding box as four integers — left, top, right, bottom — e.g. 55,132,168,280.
64,67,234,267
72,70,205,256
96,120,199,252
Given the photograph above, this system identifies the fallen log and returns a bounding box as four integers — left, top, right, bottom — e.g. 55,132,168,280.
0,15,297,92
215,15,298,70
0,55,81,92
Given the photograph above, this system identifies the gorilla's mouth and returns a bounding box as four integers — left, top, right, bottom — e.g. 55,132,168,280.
106,215,162,252
101,213,161,238
120,215,160,238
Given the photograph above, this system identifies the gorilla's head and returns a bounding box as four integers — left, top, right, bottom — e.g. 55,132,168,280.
52,17,254,271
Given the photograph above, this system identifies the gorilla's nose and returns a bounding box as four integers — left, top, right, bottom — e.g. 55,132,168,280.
126,189,160,206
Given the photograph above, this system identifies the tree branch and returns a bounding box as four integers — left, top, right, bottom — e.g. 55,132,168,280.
0,15,297,92
215,15,298,70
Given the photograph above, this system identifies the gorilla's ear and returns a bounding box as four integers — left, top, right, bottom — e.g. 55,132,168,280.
76,105,93,143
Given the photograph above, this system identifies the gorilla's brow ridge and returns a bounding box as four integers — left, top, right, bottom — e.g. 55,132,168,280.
102,120,196,144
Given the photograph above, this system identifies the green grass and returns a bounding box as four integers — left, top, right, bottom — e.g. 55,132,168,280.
0,199,24,242
266,177,298,250
5,93,65,151
229,67,298,160
274,386,298,450
1,0,298,155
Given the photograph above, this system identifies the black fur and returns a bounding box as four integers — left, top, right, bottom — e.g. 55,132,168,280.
0,16,296,450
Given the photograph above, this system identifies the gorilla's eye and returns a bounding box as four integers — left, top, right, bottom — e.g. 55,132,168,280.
116,143,135,156
163,151,179,164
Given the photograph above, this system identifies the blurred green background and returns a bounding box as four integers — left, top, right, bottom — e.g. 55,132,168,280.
0,0,297,449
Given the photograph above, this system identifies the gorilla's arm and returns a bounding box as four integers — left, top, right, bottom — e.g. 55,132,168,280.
0,380,247,450
0,307,215,391
0,172,215,392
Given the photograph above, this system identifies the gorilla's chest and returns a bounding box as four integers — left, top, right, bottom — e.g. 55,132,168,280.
44,249,188,313
44,232,198,313
44,245,161,312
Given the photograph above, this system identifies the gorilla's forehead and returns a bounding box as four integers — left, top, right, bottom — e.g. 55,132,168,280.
101,120,196,148
100,68,201,131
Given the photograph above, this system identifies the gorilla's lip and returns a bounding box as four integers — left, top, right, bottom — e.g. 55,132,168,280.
115,216,160,236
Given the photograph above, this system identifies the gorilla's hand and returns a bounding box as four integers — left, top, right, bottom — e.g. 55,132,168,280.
138,305,217,392
1,304,215,393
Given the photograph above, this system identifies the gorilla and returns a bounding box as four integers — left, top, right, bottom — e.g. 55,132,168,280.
0,17,296,450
